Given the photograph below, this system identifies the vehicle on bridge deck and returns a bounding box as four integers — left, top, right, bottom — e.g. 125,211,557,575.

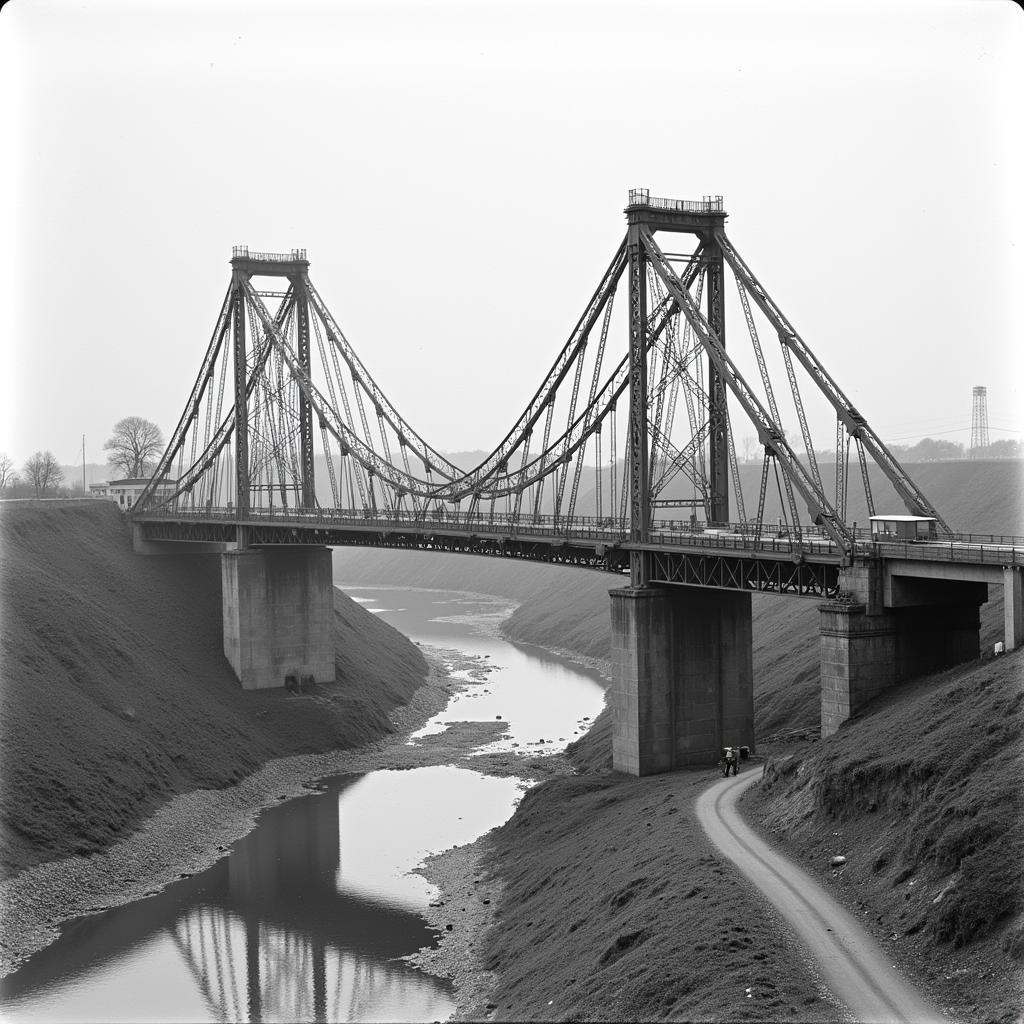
869,515,939,542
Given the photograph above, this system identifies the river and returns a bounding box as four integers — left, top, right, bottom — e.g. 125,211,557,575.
0,586,607,1023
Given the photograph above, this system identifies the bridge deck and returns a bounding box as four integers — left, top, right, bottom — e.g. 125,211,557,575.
131,508,1024,601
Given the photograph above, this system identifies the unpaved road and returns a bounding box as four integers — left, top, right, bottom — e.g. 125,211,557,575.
696,771,948,1024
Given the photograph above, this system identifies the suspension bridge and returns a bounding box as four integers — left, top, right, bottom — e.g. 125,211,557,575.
131,190,1023,774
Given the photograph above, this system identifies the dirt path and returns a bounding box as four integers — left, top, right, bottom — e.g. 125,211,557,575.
696,771,948,1024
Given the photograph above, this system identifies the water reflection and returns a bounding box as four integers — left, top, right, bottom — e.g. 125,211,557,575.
2,769,507,1023
170,909,448,1024
2,586,599,1023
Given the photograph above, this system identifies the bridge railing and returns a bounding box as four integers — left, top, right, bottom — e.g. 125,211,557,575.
627,189,724,214
131,506,845,559
133,506,1024,566
230,246,308,261
867,539,1024,567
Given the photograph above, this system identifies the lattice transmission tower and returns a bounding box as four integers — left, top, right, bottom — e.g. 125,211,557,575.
970,385,990,455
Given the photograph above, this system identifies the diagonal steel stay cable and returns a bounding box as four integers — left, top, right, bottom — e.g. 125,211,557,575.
304,279,463,482
642,228,850,549
856,436,875,518
308,309,342,506
835,416,850,522
493,250,704,511
240,281,431,503
647,269,673,490
553,300,594,519
724,402,747,526
566,290,615,520
780,341,824,498
456,238,629,491
735,275,783,426
307,237,631,502
149,292,295,511
734,274,799,535
243,242,643,507
532,402,557,520
716,230,951,534
314,302,370,510
306,240,626,494
136,284,233,511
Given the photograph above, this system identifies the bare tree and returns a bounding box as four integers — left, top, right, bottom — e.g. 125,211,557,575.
23,451,64,496
0,452,16,491
104,416,165,478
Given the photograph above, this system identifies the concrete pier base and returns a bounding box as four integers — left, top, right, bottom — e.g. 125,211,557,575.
819,564,982,736
221,546,336,690
1005,566,1023,652
610,586,753,776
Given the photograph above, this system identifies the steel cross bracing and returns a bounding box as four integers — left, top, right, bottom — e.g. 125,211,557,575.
714,230,952,535
134,195,960,594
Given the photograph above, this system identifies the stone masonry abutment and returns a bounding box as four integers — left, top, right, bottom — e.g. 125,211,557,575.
610,585,754,776
221,545,336,690
819,561,984,737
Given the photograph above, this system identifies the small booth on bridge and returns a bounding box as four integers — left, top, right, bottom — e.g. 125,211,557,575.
869,515,938,542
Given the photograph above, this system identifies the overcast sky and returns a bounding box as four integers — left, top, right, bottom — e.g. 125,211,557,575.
1,0,1021,473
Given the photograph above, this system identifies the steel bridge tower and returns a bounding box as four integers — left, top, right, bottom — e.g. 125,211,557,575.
625,189,729,586
230,247,317,524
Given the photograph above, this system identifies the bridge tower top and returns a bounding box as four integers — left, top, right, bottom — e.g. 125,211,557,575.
230,246,310,277
624,189,727,236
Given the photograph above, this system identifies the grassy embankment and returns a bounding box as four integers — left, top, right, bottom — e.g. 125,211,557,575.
0,500,427,879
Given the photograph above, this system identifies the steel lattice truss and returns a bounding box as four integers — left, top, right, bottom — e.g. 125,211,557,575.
136,200,950,568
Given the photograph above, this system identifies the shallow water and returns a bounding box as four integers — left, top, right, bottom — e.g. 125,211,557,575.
0,587,605,1023
342,586,606,754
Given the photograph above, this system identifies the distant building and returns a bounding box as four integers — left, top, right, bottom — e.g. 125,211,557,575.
89,477,176,511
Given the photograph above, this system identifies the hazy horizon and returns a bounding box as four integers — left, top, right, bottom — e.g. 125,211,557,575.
2,0,1021,470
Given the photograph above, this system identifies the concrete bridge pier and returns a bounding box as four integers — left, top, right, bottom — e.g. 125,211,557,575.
819,562,984,737
221,545,336,690
1005,566,1023,652
610,586,754,775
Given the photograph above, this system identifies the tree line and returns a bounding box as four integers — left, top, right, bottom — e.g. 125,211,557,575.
0,417,165,498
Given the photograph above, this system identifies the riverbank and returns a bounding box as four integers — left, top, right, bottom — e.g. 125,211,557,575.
0,500,429,878
0,645,570,977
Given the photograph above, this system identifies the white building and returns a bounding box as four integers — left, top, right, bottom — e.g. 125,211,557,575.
90,477,176,511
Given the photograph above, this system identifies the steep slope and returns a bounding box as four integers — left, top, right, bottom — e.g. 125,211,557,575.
744,650,1024,1023
0,500,427,878
473,653,1023,1023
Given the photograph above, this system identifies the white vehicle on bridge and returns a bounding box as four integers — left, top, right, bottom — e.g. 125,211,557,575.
869,515,938,542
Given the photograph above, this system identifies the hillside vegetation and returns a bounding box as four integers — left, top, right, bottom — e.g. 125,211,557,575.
0,501,427,878
745,650,1024,1022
